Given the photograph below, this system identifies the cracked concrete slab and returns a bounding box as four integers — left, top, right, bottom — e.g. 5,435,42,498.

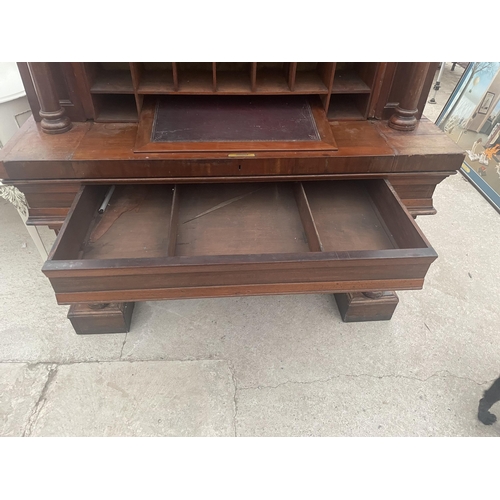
0,363,53,436
115,174,500,392
28,360,235,437
236,374,500,437
0,200,126,363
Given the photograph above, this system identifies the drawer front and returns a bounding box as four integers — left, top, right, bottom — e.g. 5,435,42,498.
42,180,437,304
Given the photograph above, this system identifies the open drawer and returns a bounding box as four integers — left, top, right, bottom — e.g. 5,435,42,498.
42,180,437,304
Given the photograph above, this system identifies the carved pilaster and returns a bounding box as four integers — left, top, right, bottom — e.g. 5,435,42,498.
27,62,72,134
388,62,431,131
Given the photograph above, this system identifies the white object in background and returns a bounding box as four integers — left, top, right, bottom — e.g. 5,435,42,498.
0,62,31,147
0,63,47,260
0,182,48,260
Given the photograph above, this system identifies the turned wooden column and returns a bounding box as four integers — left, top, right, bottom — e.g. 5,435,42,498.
27,62,72,134
389,62,431,131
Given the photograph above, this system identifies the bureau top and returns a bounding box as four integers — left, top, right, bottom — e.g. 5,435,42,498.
0,62,464,180
0,116,464,181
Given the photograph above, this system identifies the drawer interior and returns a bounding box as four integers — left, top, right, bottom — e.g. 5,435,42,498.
176,183,309,256
83,185,174,259
50,180,430,263
305,182,396,251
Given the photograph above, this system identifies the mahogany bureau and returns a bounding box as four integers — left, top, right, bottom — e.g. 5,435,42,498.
0,62,464,334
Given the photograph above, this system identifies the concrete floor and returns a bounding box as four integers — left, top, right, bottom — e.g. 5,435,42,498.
1,63,500,437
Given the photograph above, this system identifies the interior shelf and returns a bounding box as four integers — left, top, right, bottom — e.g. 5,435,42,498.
178,70,215,93
293,71,329,94
130,62,338,96
86,63,134,94
137,70,176,93
93,94,138,123
327,94,368,121
216,71,253,93
90,70,134,94
332,69,371,94
81,62,379,120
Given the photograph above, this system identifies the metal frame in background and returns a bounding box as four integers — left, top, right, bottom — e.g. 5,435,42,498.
436,62,500,213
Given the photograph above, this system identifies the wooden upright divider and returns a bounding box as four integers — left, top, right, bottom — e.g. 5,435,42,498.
130,62,144,116
167,185,180,257
293,182,323,252
172,62,179,91
250,63,257,92
287,63,297,92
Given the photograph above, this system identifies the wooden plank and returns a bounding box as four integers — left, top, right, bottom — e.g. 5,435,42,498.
1,119,465,179
172,62,179,91
177,70,214,93
293,182,323,252
49,185,107,261
69,63,95,120
17,62,41,121
82,185,174,260
367,179,432,249
90,70,134,94
332,69,371,94
44,248,437,279
215,70,253,93
167,185,180,257
174,183,309,256
304,181,396,252
44,226,436,299
53,279,425,305
288,63,297,91
2,116,461,159
137,70,175,93
9,171,454,186
250,63,257,92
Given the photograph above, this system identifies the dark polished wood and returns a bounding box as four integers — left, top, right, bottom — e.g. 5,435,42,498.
135,95,338,153
334,291,399,322
388,63,432,131
68,302,134,334
0,62,465,333
27,63,72,134
41,180,437,305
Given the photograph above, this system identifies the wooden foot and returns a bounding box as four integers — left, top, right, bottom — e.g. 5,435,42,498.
334,291,399,322
67,302,135,334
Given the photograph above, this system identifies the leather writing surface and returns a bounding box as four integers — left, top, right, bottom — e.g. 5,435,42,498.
152,95,321,143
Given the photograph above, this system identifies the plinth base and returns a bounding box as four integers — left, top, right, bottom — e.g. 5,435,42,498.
334,292,399,322
68,302,135,334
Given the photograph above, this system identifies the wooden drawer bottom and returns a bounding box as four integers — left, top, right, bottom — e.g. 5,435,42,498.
42,179,437,304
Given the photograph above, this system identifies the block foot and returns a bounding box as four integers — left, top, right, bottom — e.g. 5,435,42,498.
334,291,399,322
67,302,135,334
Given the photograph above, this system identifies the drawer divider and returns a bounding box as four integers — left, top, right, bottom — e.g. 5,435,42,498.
367,180,429,249
293,182,323,252
167,185,181,257
364,184,400,250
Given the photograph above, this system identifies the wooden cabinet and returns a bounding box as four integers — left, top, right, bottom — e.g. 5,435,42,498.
0,62,465,334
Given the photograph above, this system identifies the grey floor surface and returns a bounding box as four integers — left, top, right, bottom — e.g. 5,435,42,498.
1,63,499,437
